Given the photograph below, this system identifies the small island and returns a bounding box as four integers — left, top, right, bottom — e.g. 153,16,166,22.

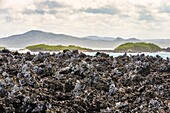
0,46,5,50
114,42,161,53
26,44,92,51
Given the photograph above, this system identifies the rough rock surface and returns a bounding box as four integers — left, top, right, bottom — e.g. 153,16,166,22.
0,50,169,112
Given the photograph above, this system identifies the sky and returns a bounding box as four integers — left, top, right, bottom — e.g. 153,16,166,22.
0,0,170,39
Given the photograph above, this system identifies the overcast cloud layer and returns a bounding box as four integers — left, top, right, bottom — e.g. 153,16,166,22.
0,0,170,39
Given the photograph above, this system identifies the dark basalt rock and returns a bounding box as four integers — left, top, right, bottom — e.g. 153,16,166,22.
0,50,169,112
95,52,109,58
0,49,11,53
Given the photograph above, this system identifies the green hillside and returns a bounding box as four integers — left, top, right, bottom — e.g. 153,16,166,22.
26,44,92,51
0,47,5,50
114,42,161,52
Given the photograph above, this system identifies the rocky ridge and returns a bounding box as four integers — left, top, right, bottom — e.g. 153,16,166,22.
0,50,169,112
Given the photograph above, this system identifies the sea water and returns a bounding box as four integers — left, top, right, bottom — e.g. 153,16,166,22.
83,52,170,59
8,48,170,59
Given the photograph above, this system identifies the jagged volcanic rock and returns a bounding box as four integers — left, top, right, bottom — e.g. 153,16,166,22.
0,50,169,112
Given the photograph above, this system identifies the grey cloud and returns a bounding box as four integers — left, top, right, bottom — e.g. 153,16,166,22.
35,0,65,9
22,9,45,15
0,9,9,14
5,16,13,22
138,11,155,21
83,7,120,15
34,9,45,15
22,9,58,15
22,0,63,15
119,14,130,18
160,5,170,14
48,10,58,14
41,1,63,8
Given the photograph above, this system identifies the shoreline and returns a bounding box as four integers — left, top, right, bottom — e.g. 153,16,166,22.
18,49,170,53
1,46,170,53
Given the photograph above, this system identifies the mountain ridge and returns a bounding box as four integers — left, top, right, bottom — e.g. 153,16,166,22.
0,30,169,49
83,36,115,41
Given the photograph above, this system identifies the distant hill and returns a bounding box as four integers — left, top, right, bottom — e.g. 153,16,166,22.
0,30,142,49
0,30,116,49
0,30,169,49
114,42,161,52
114,37,124,42
0,30,80,48
126,38,141,42
83,36,115,41
143,39,170,48
83,36,140,42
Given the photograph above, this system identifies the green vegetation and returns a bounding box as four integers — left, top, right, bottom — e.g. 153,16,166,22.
0,46,5,50
26,44,92,51
114,42,161,52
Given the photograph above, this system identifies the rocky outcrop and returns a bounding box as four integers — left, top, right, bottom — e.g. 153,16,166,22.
0,50,169,112
162,47,170,52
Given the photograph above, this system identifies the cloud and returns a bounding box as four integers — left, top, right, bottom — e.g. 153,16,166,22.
21,0,66,15
48,10,58,14
22,9,45,15
0,0,170,39
0,0,4,6
0,9,9,14
160,5,170,14
5,16,13,22
36,0,64,9
139,11,155,21
82,7,120,15
21,0,65,15
0,0,3,3
22,9,58,15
